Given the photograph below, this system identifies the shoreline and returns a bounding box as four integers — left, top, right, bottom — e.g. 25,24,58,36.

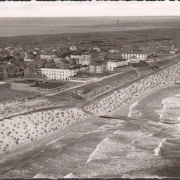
113,83,176,117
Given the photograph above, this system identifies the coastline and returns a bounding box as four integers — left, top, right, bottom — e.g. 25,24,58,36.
113,83,174,117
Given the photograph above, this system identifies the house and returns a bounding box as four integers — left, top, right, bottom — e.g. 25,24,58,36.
106,60,128,71
97,51,107,60
93,46,101,52
40,54,57,61
54,57,62,63
106,52,122,60
127,56,141,64
71,55,91,65
89,63,104,74
170,45,178,54
70,46,77,51
108,49,119,53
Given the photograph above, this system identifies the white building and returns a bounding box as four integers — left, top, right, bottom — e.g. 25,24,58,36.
93,46,101,52
127,57,141,64
70,46,77,51
106,60,128,71
39,68,77,80
121,53,148,61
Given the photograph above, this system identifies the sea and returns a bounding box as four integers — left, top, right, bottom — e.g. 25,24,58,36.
0,16,180,37
1,85,180,178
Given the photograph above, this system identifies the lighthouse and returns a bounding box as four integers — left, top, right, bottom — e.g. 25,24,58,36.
117,19,119,25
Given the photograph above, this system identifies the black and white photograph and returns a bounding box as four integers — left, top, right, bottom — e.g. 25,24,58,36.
0,1,180,178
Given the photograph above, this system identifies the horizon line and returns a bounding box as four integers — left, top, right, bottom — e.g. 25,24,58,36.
0,15,180,18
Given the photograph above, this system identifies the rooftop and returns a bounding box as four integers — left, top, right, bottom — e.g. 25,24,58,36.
122,52,149,55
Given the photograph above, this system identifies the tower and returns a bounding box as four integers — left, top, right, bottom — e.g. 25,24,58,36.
117,19,119,25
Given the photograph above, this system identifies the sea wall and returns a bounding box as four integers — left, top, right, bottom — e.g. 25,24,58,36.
85,61,180,115
0,108,89,153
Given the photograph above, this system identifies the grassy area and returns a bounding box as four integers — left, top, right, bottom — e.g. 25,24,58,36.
0,84,36,102
33,82,66,89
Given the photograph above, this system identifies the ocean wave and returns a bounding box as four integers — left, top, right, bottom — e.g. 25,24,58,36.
154,138,167,157
128,101,139,117
141,121,166,134
86,137,109,163
159,138,180,158
64,172,77,178
33,173,55,179
86,135,129,164
159,95,180,123
122,173,164,178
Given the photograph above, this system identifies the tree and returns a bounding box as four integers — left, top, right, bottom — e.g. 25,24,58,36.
44,61,56,68
2,68,8,79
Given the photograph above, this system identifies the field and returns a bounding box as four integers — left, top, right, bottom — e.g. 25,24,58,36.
0,84,36,102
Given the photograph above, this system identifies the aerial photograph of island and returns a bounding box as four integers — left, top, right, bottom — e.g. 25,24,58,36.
0,1,180,178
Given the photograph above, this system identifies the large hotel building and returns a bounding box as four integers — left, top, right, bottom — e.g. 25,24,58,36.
39,68,77,80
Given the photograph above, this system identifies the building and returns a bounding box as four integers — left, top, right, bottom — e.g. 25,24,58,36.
40,54,57,61
11,80,37,91
93,46,101,52
89,64,104,74
39,68,77,80
71,55,91,65
68,76,97,83
54,57,63,63
70,46,77,51
76,58,90,66
121,53,148,61
108,49,119,53
127,56,141,64
98,51,107,60
11,80,65,94
106,60,128,71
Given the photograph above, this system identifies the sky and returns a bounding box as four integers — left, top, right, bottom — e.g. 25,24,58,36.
0,0,180,17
